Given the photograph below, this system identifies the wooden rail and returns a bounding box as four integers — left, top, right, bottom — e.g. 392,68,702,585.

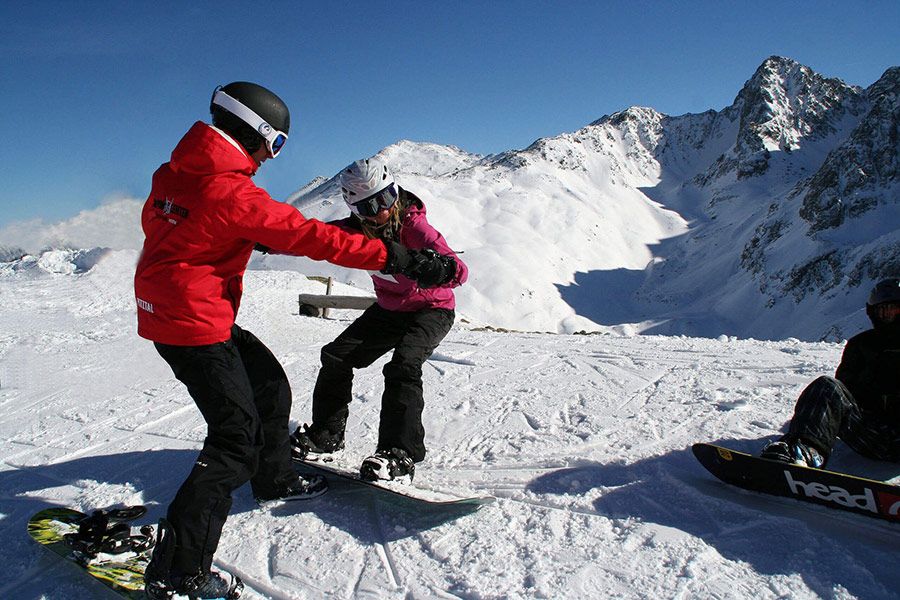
298,277,374,317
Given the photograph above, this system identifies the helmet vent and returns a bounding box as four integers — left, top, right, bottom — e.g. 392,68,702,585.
339,157,395,208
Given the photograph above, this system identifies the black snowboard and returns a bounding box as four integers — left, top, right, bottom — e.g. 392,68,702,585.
692,443,900,523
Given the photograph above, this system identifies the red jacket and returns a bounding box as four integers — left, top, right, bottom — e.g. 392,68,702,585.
134,122,388,346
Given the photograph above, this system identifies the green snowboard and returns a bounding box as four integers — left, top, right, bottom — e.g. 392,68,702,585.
27,506,153,599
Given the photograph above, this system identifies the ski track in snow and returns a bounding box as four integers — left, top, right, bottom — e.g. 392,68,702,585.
1,252,899,599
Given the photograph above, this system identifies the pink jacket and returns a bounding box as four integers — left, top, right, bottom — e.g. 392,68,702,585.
334,189,467,312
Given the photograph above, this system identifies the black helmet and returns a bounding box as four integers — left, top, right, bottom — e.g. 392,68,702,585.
865,278,900,332
210,82,290,157
867,278,900,306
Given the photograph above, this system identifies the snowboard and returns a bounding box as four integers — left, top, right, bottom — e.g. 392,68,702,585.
295,458,494,508
27,506,154,599
692,443,900,523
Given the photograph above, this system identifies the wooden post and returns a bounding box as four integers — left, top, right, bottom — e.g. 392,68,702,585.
323,277,333,319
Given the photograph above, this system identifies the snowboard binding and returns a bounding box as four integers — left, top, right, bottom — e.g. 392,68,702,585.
63,505,155,561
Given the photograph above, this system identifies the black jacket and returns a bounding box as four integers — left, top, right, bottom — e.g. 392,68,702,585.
835,328,900,418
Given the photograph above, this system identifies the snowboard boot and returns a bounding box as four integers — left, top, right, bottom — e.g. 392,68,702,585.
359,447,415,483
254,473,328,506
143,518,243,599
761,438,826,468
144,518,176,600
290,422,345,461
170,570,243,600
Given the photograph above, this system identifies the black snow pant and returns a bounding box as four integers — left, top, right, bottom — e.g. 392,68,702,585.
154,324,296,574
786,376,900,464
311,304,454,462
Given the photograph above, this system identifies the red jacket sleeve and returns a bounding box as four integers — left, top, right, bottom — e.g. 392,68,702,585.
228,180,388,271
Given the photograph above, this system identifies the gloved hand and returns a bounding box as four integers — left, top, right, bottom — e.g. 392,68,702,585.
383,242,457,288
407,249,457,288
382,241,412,274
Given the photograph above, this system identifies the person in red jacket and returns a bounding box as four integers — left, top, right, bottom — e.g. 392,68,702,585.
137,82,447,600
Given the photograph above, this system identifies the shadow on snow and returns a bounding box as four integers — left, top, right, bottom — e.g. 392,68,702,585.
8,443,898,598
525,437,900,599
1,449,481,574
555,266,743,339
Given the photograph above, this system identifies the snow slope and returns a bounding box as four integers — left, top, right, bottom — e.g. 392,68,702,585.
1,250,898,600
261,130,690,336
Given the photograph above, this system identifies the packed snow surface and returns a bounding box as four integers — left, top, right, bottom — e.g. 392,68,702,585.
1,250,897,599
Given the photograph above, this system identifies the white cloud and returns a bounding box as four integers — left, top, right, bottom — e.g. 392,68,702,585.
0,197,144,254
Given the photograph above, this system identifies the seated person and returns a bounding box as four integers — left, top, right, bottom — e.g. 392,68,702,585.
761,278,900,468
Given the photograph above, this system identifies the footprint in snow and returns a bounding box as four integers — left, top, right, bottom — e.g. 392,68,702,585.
717,398,750,411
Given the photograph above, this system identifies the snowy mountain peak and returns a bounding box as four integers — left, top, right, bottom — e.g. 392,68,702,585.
375,139,483,178
285,176,328,204
798,64,900,235
600,106,665,129
286,140,484,212
271,55,898,341
603,107,666,152
865,65,900,100
478,106,667,182
721,56,866,180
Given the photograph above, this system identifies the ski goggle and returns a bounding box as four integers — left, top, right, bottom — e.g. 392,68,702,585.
348,184,398,217
870,303,900,323
211,88,288,158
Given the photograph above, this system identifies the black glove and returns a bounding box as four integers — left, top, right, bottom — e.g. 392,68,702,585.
409,249,457,288
383,242,457,288
382,241,413,274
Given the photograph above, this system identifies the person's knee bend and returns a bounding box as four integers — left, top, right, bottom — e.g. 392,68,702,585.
383,361,422,382
208,412,263,456
320,346,350,370
808,375,843,394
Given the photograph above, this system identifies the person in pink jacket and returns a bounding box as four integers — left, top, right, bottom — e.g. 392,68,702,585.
291,158,467,481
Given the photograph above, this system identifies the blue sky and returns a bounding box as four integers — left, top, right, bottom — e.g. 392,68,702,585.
1,0,897,227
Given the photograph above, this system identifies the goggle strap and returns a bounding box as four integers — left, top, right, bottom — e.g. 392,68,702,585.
212,89,287,155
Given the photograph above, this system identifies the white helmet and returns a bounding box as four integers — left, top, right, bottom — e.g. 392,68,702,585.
340,158,398,217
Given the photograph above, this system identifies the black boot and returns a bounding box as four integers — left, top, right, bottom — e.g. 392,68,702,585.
360,447,415,482
143,519,176,599
761,437,826,468
255,472,328,506
290,422,345,461
143,518,243,599
171,570,243,600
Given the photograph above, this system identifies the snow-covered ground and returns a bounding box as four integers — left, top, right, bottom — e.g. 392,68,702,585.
1,250,897,600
